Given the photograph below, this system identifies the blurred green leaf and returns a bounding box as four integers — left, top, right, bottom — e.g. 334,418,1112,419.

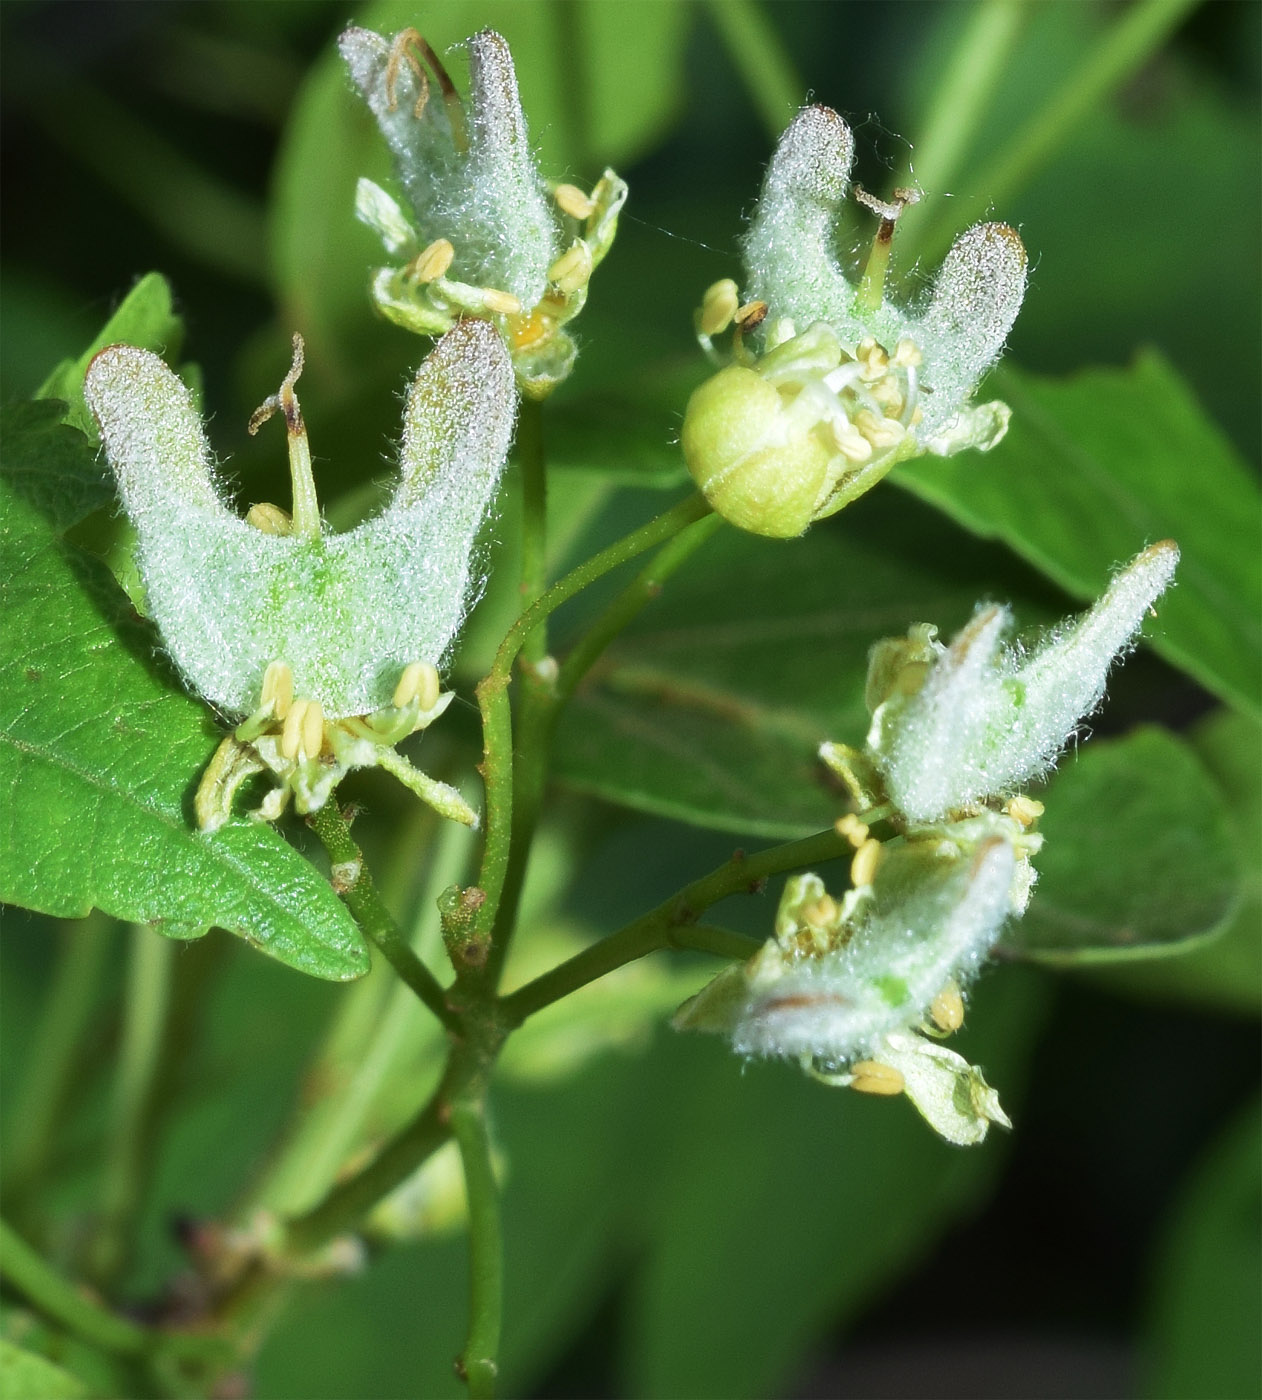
1088,710,1261,1011
0,1339,87,1400
272,0,691,381
894,352,1262,717
34,273,183,441
623,967,1046,1398
554,490,1057,837
1141,1100,1262,1400
1005,727,1241,964
0,432,368,983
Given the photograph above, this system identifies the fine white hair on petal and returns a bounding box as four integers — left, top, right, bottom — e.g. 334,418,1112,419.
732,838,1015,1064
742,104,857,334
917,222,1027,435
878,543,1180,822
84,328,517,721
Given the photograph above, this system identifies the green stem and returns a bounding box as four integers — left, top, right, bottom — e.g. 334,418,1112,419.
473,493,712,968
517,397,549,670
93,926,173,1284
0,1217,148,1355
250,819,472,1218
3,917,114,1196
920,0,1201,259
451,1101,502,1399
555,512,723,702
309,803,456,1031
896,0,1028,257
703,0,804,138
282,1082,452,1257
502,829,845,1023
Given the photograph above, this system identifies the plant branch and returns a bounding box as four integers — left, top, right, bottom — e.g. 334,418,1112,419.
502,828,846,1023
452,1100,502,1399
516,397,549,670
309,803,456,1030
473,493,713,968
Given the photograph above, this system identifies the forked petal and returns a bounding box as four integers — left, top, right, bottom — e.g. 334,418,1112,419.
742,105,857,331
921,222,1027,395
84,345,226,523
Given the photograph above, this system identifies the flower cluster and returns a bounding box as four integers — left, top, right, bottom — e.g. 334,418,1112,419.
84,320,516,831
682,105,1027,537
340,25,627,399
676,543,1179,1143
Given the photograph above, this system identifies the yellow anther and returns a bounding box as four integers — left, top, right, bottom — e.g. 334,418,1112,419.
850,837,883,888
301,698,325,760
835,812,870,848
868,378,906,415
930,981,965,1033
554,183,596,220
698,278,740,337
855,409,905,451
855,336,889,378
548,240,593,295
245,502,293,536
281,698,308,761
892,337,923,369
261,661,294,721
510,309,551,351
1006,794,1045,828
800,894,840,928
830,417,874,464
481,288,522,316
393,661,440,712
849,1060,905,1096
410,237,454,283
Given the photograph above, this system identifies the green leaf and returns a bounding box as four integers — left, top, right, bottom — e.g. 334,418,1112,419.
0,1339,88,1400
624,966,1046,1398
0,429,368,982
1088,710,1261,1011
894,352,1262,717
1141,1101,1262,1400
34,273,183,441
554,490,1057,838
0,403,112,531
1004,727,1240,965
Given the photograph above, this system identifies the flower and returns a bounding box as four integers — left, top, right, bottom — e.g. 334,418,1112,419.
340,25,627,399
682,104,1027,536
675,544,1178,1143
83,319,516,831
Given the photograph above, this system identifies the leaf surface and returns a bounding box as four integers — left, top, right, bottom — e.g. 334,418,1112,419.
895,353,1262,716
1004,727,1240,964
0,427,367,982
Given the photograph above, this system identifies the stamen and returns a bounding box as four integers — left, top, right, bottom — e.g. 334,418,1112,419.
698,278,740,337
930,981,965,1032
248,334,321,542
800,893,840,928
855,409,904,451
548,241,593,295
245,502,293,536
1005,794,1045,828
850,836,883,888
835,812,870,848
301,699,325,760
481,288,523,316
554,183,596,221
281,698,309,761
393,661,440,711
410,237,454,283
854,185,920,313
849,1060,905,1096
261,661,294,721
